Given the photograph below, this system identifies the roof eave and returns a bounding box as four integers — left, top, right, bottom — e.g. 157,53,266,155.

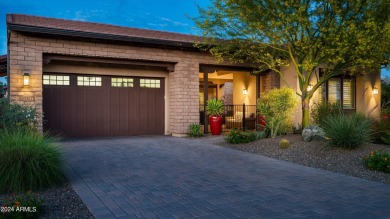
7,23,198,49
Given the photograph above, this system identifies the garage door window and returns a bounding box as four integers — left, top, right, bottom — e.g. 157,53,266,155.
77,76,102,86
111,78,134,87
43,75,70,85
140,79,160,88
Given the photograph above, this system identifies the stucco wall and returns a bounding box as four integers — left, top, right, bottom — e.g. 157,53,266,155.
8,31,221,136
280,64,302,128
233,72,256,106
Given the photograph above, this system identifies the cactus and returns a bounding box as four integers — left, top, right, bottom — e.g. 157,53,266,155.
279,139,290,149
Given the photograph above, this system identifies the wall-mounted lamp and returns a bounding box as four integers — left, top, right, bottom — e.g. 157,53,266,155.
373,87,379,95
23,72,30,86
243,89,248,95
307,84,313,91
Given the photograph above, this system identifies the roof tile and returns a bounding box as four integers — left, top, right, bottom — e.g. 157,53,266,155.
7,14,203,44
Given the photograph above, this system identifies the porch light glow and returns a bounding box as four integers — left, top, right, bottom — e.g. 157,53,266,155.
243,89,248,95
23,72,30,86
307,84,313,91
373,87,379,95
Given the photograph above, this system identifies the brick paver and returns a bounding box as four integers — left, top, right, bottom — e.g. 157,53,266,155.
62,136,390,218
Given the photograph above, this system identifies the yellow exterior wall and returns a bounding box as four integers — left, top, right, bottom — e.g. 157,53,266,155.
233,72,256,106
280,64,302,128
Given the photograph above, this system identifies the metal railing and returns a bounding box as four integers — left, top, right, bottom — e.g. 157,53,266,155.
200,104,258,133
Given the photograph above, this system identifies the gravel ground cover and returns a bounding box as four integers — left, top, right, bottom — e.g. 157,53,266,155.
0,181,94,219
215,134,390,184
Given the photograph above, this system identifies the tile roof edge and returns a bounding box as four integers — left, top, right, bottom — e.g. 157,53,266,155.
6,13,202,40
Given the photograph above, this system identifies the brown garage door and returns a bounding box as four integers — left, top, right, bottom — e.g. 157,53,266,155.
43,73,165,137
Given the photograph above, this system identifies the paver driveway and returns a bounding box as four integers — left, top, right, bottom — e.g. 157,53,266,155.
62,136,390,219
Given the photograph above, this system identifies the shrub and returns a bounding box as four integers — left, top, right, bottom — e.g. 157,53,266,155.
257,88,298,138
310,101,343,127
188,123,204,137
322,113,373,149
372,119,390,145
224,129,264,144
1,190,43,219
0,128,64,193
0,99,38,130
363,150,390,173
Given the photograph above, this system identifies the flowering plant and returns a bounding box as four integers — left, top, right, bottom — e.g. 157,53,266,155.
363,150,390,173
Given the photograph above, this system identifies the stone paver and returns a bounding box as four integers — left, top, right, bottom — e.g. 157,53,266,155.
62,136,390,219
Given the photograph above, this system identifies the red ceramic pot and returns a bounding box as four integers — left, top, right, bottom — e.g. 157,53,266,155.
209,116,222,135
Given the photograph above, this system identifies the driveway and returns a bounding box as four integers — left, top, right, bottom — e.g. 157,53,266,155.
62,136,390,218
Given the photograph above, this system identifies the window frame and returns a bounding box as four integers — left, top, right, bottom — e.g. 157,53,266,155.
42,74,70,86
77,76,102,87
319,69,356,110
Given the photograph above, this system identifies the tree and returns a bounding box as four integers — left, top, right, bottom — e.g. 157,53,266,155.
194,0,390,127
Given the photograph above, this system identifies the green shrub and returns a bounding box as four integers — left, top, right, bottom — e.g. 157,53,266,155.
372,119,390,145
310,101,343,127
225,129,263,144
1,190,43,219
0,128,64,193
206,98,224,116
257,88,298,138
322,113,373,149
0,99,38,130
188,123,204,137
363,150,390,173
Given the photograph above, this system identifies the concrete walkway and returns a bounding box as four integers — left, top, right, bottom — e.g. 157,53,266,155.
62,136,390,219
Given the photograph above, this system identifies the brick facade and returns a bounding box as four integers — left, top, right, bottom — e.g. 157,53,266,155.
8,31,223,136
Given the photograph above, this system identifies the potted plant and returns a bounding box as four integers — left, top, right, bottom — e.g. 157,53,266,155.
206,98,224,135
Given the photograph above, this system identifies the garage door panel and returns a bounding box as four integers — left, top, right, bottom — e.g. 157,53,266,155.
43,74,165,137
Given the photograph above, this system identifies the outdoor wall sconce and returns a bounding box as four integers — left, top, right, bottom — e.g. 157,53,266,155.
307,84,313,91
373,87,379,95
243,89,248,95
23,72,30,86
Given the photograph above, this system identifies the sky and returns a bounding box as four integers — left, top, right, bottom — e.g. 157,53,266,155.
0,0,389,83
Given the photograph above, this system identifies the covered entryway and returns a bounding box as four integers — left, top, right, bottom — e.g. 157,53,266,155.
43,73,165,137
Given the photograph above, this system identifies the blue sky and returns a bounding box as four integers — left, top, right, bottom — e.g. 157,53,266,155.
0,0,389,81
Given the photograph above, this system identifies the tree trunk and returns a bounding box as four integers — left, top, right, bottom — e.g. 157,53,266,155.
302,97,310,128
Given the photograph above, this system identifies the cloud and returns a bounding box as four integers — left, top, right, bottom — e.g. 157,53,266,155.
147,23,168,27
159,17,189,26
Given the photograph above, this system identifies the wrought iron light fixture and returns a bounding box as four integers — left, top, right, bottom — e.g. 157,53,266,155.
307,84,313,91
243,89,248,95
373,87,379,95
23,72,30,86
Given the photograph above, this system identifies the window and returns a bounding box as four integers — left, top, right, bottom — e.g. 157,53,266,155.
320,77,356,109
111,78,134,87
43,75,70,85
77,76,102,86
140,79,160,88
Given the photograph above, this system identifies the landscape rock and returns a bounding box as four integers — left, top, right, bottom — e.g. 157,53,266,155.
302,125,325,142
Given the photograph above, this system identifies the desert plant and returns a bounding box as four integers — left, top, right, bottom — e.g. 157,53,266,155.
310,101,343,127
363,150,390,173
0,99,38,130
279,139,290,149
188,123,204,137
257,88,298,138
225,129,259,144
205,98,224,116
372,119,390,145
1,190,43,219
322,113,373,149
0,128,64,193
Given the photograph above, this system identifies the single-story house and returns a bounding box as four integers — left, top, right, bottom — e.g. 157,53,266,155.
5,14,381,137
